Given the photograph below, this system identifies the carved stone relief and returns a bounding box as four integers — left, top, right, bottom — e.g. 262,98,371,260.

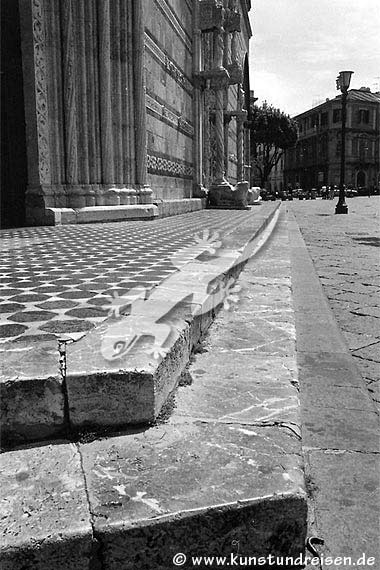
31,0,51,184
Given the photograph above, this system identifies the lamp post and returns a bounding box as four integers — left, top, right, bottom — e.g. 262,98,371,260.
335,70,353,214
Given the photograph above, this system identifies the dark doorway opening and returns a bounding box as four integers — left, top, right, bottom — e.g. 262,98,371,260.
1,0,28,228
356,170,366,188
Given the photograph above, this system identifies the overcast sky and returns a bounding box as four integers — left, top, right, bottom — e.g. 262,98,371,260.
248,0,380,117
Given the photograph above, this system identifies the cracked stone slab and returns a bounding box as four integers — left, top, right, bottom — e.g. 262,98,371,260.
0,443,93,570
174,353,300,428
80,422,306,570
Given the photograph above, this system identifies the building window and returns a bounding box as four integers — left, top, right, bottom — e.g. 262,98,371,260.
336,140,341,156
352,138,358,156
311,114,318,128
321,112,328,126
357,109,370,124
333,109,341,123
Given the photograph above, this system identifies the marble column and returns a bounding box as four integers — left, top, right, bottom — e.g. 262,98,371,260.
211,28,229,185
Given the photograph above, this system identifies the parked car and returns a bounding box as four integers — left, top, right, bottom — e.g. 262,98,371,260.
346,187,358,198
298,188,311,200
261,188,278,201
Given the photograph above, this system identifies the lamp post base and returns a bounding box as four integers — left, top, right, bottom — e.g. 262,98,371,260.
335,202,348,214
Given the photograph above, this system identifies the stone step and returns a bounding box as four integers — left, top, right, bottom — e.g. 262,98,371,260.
1,203,280,448
0,206,308,570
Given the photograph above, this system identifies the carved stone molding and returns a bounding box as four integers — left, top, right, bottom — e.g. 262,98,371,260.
146,93,194,137
31,0,51,184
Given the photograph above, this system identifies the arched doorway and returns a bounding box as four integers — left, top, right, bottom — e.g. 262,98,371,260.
356,170,366,188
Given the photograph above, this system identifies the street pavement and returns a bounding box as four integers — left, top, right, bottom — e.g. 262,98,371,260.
289,196,380,414
288,196,379,570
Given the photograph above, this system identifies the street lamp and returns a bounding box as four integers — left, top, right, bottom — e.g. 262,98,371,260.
335,70,354,214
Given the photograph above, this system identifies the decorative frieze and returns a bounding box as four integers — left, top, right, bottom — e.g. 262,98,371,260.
147,153,193,179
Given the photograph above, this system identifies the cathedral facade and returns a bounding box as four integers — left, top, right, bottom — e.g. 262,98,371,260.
1,0,252,227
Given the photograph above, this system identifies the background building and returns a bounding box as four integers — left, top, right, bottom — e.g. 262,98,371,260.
284,87,380,192
1,0,252,227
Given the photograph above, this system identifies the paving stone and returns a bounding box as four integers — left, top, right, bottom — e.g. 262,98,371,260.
306,450,380,563
36,300,78,310
0,324,28,338
39,320,95,334
56,291,98,299
351,342,380,362
0,303,26,313
7,311,57,323
9,293,50,303
0,443,93,569
64,307,108,318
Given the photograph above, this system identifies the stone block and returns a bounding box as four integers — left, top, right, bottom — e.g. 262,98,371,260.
65,310,192,427
208,180,249,209
0,342,65,447
80,423,306,570
0,443,93,569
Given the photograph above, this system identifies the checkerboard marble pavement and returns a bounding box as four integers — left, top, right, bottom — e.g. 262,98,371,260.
0,210,253,345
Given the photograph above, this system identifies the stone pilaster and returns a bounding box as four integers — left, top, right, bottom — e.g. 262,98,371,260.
192,0,207,198
98,1,112,184
19,0,52,218
86,0,102,194
132,1,153,204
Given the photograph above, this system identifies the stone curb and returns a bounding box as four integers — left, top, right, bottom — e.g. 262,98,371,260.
287,209,380,566
0,205,309,570
1,203,281,448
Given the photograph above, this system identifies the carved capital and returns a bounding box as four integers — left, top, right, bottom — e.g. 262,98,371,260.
198,0,224,32
227,61,242,85
224,8,241,33
208,68,230,90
